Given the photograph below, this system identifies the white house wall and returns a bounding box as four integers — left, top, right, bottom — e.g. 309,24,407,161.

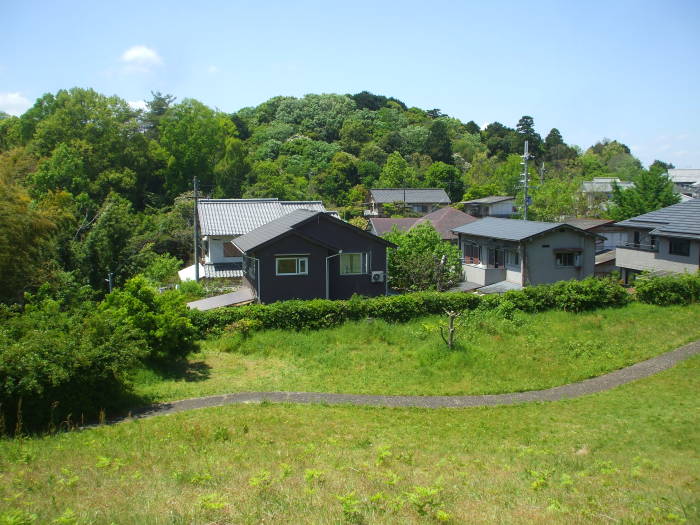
206,236,242,264
489,200,515,217
616,238,700,274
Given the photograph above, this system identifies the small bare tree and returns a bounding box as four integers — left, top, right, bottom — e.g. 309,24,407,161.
439,310,461,350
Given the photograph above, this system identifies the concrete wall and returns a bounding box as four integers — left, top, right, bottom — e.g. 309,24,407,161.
463,265,505,285
524,230,596,285
616,238,700,274
488,200,516,217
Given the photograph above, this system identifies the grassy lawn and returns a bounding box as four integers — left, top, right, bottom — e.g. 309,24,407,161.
134,302,700,402
1,355,698,524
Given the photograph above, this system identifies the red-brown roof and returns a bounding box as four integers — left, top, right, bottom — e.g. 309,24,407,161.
370,207,479,240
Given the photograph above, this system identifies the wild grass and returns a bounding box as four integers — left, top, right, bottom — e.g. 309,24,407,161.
134,302,700,402
1,355,698,524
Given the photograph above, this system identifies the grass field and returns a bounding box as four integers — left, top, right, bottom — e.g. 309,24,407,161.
134,302,700,403
1,353,698,523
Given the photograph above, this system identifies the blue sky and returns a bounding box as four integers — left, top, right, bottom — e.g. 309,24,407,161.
2,0,699,167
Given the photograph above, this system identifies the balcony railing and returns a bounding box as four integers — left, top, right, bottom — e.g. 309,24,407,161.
618,242,658,253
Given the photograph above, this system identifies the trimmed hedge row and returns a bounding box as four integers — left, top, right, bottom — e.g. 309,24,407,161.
635,272,700,306
191,277,631,335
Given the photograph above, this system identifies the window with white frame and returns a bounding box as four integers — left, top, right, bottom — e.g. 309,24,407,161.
275,256,308,276
340,253,366,275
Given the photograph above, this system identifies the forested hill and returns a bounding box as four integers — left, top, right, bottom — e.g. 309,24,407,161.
0,88,674,300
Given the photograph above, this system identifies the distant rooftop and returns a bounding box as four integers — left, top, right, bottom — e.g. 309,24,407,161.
197,198,333,236
616,198,700,240
564,218,614,230
461,195,514,205
665,169,700,184
370,188,450,204
581,178,634,193
452,217,593,242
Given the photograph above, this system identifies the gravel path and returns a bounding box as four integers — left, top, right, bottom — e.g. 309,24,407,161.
121,339,700,422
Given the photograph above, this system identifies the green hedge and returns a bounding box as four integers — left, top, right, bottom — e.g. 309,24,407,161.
635,272,700,306
192,277,630,335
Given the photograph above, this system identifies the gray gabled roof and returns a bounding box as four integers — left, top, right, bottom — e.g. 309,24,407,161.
581,178,634,193
616,198,700,240
198,199,331,236
452,217,589,242
370,188,451,204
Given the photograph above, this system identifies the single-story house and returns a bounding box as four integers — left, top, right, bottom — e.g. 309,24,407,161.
459,196,516,218
580,177,634,209
367,188,450,216
452,217,599,290
233,209,395,303
369,206,478,243
615,198,700,283
193,198,336,279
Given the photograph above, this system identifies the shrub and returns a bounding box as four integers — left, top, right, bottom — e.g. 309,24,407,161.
101,276,198,361
0,297,147,433
635,272,700,306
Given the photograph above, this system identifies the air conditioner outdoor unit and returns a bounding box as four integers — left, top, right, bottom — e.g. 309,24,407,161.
370,271,385,283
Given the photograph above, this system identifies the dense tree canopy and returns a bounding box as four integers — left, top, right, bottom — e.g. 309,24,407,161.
0,86,676,302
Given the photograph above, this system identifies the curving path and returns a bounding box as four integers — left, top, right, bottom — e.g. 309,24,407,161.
121,340,700,422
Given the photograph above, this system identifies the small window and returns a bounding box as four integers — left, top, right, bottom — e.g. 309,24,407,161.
555,252,580,267
506,249,520,266
276,257,308,276
340,253,365,275
669,239,690,257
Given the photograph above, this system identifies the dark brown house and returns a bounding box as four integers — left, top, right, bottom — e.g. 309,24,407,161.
232,209,395,303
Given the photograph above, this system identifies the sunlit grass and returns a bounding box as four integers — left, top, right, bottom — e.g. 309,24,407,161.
134,302,700,402
1,355,698,523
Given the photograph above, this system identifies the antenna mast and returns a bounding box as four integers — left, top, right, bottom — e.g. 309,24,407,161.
521,140,531,220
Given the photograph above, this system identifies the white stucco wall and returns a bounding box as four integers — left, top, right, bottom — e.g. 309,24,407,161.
488,200,515,217
524,230,595,285
205,236,243,264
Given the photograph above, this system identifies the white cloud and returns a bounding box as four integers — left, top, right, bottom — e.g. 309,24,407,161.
120,45,162,72
0,92,31,116
128,100,147,111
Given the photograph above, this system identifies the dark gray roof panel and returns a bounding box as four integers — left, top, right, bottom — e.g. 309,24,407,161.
452,217,565,241
461,195,514,205
616,199,700,239
233,209,320,252
370,188,451,204
198,199,330,236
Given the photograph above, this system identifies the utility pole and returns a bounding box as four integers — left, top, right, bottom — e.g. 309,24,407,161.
521,140,531,220
193,176,199,282
539,161,545,184
105,271,113,293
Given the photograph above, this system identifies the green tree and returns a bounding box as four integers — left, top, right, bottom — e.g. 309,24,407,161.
424,162,463,201
378,152,417,187
384,223,462,292
608,171,680,220
143,91,176,139
423,120,453,163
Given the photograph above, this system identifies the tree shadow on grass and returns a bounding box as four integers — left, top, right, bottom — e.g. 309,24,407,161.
147,358,212,383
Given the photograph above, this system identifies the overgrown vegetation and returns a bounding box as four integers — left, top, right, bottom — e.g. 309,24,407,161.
0,275,196,433
635,271,700,306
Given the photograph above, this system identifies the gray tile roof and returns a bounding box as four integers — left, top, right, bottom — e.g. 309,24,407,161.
370,217,418,236
564,218,614,230
198,199,330,236
461,195,514,205
452,217,568,241
187,287,255,311
666,169,700,184
616,198,700,240
370,188,451,204
233,209,322,253
203,262,243,278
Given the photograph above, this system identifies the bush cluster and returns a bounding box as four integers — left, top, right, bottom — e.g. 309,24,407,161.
0,275,197,433
635,272,700,306
193,277,630,335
